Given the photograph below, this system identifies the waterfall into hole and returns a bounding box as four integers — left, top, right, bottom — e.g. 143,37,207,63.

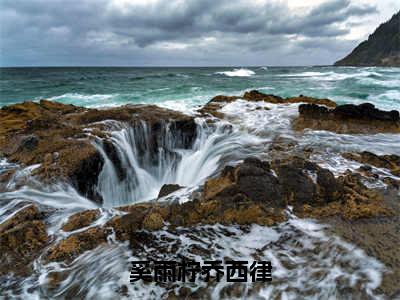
94,119,266,208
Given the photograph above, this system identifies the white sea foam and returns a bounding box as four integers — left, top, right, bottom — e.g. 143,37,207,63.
359,77,400,88
156,99,207,115
279,70,384,81
216,68,256,77
49,93,118,107
7,215,384,299
1,87,399,298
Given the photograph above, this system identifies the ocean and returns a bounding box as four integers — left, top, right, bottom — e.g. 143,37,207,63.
1,66,400,299
1,66,400,112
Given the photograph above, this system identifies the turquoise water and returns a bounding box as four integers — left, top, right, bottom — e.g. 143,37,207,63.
1,66,400,111
1,66,400,298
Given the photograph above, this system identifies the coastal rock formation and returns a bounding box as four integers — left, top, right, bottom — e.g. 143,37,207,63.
0,100,197,202
342,151,400,177
158,184,183,198
293,103,400,133
199,90,336,118
335,11,400,66
0,204,48,276
45,157,391,263
61,209,101,232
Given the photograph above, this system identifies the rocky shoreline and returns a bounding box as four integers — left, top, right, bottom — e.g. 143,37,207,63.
1,90,399,298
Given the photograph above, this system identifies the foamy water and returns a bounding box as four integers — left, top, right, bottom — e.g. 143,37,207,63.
2,66,400,111
215,68,256,77
1,66,400,298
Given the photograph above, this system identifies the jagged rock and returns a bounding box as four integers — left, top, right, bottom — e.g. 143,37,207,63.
0,169,16,191
300,172,392,220
18,134,39,152
0,205,48,276
0,100,197,203
46,156,392,263
62,209,101,232
101,139,125,181
204,157,284,207
383,177,400,189
158,184,183,198
273,157,343,205
342,151,400,176
242,91,337,108
46,227,109,262
0,204,43,232
199,90,337,118
293,103,400,133
142,212,164,230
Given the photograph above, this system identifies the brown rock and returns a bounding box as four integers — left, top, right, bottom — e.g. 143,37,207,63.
199,91,337,118
62,209,101,232
0,100,197,203
0,204,42,233
342,151,400,177
158,184,183,198
45,156,393,264
243,90,337,108
293,103,400,133
0,219,48,276
142,212,164,230
46,227,108,262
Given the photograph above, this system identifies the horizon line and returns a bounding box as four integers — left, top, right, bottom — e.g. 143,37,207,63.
0,64,334,68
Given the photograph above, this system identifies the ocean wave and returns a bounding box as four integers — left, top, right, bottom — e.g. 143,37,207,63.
368,90,400,110
359,77,400,88
128,73,190,81
279,70,384,81
216,68,255,77
49,93,118,106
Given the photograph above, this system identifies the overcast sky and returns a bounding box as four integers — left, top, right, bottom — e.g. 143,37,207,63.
1,0,399,67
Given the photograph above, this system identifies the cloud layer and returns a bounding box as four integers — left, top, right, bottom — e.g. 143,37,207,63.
0,0,393,66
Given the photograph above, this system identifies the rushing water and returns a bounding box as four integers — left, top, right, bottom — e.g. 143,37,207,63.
1,66,400,299
1,66,400,111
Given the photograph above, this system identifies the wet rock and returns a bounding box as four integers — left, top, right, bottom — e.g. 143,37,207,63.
235,158,284,206
242,90,337,107
0,204,43,233
383,177,400,189
299,172,392,220
325,188,400,296
101,139,125,181
335,103,399,121
142,212,164,230
46,227,109,262
343,151,400,177
243,91,284,102
293,103,400,133
272,157,342,205
0,205,48,276
0,169,16,191
158,184,183,198
204,158,284,207
62,209,101,232
199,91,337,118
106,203,153,240
204,157,343,209
18,134,39,151
0,100,197,203
46,156,393,264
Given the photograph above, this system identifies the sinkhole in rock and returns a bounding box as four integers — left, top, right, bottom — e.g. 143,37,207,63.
93,120,245,208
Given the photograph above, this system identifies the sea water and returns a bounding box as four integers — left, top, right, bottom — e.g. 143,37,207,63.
0,66,399,299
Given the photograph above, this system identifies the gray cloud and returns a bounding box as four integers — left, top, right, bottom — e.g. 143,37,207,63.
0,0,381,66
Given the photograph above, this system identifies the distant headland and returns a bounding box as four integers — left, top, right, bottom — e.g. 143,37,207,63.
335,11,400,67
